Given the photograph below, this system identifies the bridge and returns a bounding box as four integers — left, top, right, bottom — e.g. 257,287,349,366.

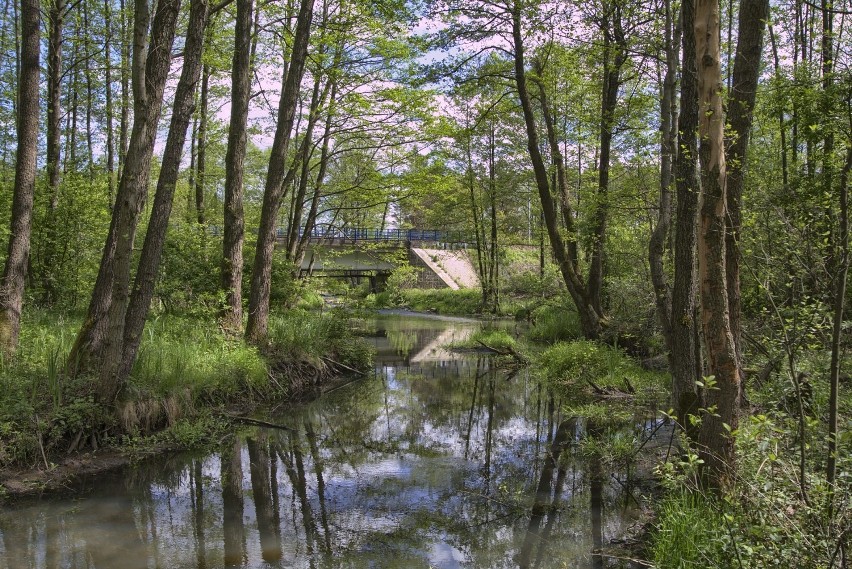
275,225,473,246
280,225,479,291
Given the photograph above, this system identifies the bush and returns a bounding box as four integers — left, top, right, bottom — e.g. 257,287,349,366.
527,302,583,343
538,339,667,394
401,288,482,315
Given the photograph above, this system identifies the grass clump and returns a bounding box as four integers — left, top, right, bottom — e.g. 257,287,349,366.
538,340,665,394
651,491,726,568
131,316,268,402
452,327,517,351
266,309,373,394
651,410,852,568
525,302,582,343
400,288,483,315
0,309,372,469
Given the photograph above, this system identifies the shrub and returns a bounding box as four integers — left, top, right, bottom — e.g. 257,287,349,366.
527,302,582,343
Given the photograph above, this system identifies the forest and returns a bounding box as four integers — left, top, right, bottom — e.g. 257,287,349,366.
0,0,849,565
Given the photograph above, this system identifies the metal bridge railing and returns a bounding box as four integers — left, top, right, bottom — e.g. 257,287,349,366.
275,225,471,244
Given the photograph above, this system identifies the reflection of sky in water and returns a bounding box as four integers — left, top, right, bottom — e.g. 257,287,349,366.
0,315,646,569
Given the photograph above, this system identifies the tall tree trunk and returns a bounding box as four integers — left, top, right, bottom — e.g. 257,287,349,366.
196,62,209,225
532,58,579,267
287,75,326,262
220,0,254,331
68,0,181,393
116,0,209,386
187,114,197,222
671,0,702,437
590,8,627,314
0,0,39,357
510,2,603,339
649,0,679,353
104,0,117,206
83,0,94,171
725,0,769,405
827,146,851,498
487,123,499,312
118,0,130,179
43,0,64,305
245,0,315,343
296,76,338,262
695,0,740,486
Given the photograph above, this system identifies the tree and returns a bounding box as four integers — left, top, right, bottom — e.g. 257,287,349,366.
220,0,254,332
114,0,210,385
694,0,739,484
0,0,39,357
68,0,182,395
510,0,607,339
245,0,315,343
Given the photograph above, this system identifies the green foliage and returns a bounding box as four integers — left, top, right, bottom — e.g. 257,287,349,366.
452,326,517,351
400,288,483,315
652,408,852,568
651,491,727,568
386,265,420,303
267,309,373,372
526,302,583,343
156,223,222,315
131,316,266,400
538,339,666,394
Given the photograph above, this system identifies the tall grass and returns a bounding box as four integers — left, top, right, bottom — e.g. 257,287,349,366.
652,492,726,568
400,288,483,315
267,309,373,371
130,315,268,402
538,339,666,393
1,309,371,467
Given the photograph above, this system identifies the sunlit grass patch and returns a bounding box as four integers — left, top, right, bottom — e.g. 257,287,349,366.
537,339,668,395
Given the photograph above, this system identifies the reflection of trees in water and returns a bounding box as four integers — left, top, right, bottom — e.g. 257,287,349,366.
247,431,282,562
221,438,245,568
517,418,574,569
190,458,207,569
3,321,647,568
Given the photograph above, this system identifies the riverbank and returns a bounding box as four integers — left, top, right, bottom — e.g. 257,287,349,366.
0,308,373,500
0,312,667,567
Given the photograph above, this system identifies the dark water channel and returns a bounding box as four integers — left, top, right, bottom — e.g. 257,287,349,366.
0,314,653,568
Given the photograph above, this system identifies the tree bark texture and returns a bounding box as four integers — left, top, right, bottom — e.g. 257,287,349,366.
286,75,327,262
589,8,627,315
245,0,315,343
68,0,181,398
196,63,210,225
220,0,254,331
42,0,64,305
0,0,39,357
671,0,702,436
694,0,740,486
117,0,209,386
510,2,604,340
725,0,769,401
649,0,679,354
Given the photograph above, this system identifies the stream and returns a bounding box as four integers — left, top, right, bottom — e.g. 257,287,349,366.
0,313,655,568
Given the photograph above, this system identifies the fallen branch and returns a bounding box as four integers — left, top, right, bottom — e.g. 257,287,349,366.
320,355,367,376
585,377,634,398
476,341,529,364
221,413,294,431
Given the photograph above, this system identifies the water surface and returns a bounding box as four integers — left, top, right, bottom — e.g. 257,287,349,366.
0,314,650,568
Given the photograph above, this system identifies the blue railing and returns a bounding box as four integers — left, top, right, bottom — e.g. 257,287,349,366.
209,225,471,244
275,225,470,244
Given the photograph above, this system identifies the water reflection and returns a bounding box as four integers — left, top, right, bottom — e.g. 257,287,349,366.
0,315,645,568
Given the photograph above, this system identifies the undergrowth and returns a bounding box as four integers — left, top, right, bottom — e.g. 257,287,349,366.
0,308,372,470
538,339,667,395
